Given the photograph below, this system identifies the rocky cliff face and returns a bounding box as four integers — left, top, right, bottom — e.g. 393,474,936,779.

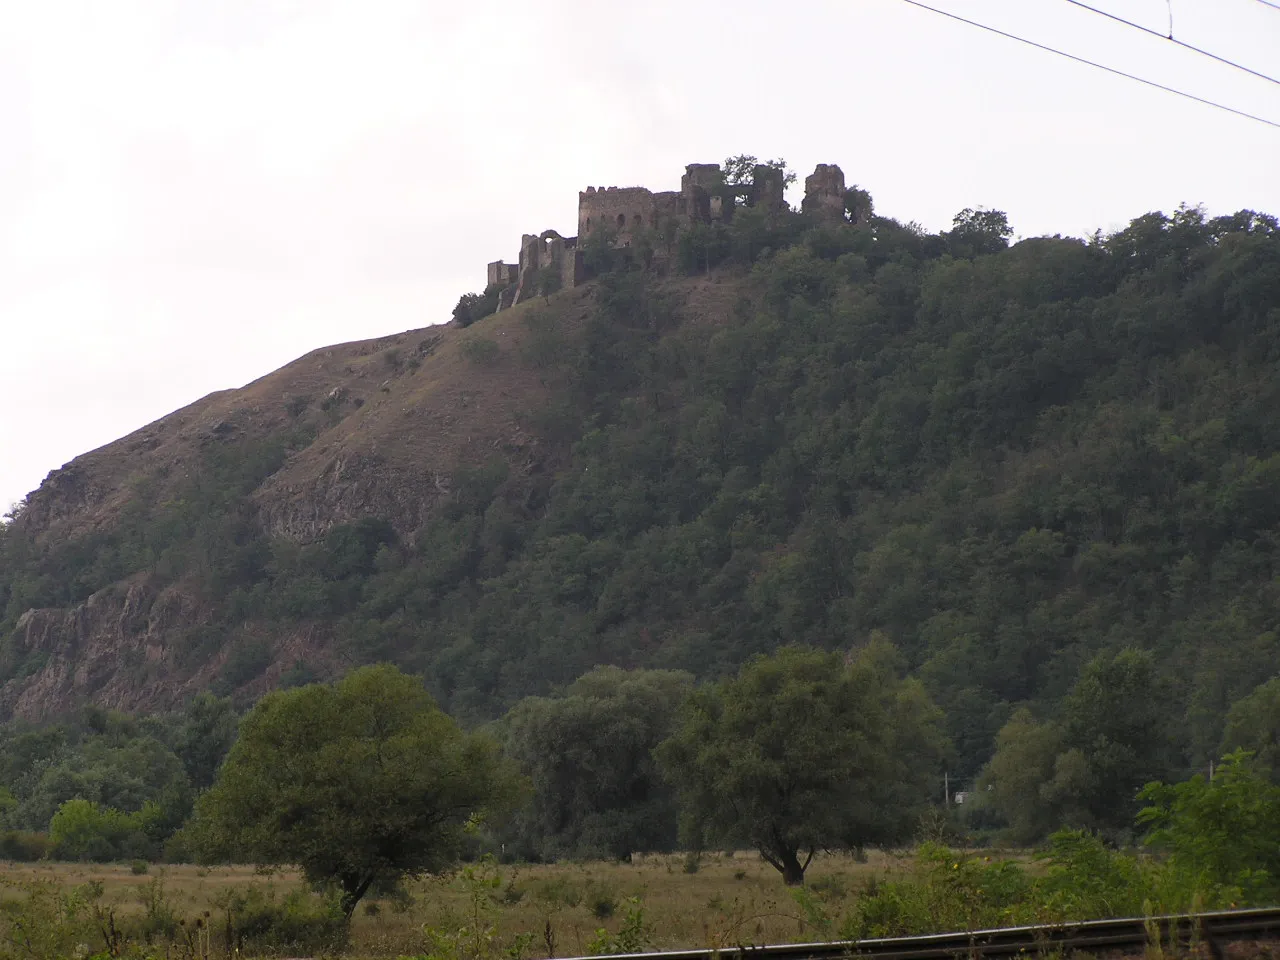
0,285,593,719
6,581,205,718
2,578,341,721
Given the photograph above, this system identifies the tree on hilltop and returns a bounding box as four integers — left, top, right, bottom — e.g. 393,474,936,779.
845,186,874,224
722,154,797,191
947,207,1013,256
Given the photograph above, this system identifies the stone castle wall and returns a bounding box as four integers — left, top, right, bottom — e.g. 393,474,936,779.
578,187,685,245
481,161,849,314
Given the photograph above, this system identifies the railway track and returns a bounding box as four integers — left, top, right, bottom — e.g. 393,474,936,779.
565,906,1280,960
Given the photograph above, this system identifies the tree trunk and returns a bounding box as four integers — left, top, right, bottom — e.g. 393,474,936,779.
779,848,807,886
339,872,375,919
761,843,814,886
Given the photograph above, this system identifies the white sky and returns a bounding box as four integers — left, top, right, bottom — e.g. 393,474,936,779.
1,0,1277,514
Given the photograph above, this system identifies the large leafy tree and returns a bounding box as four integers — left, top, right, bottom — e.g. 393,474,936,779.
188,665,519,916
501,666,692,861
1059,648,1174,824
1138,750,1280,901
172,691,239,790
14,713,188,835
977,707,1064,844
946,206,1013,256
722,154,795,189
657,641,946,885
1221,677,1280,779
980,649,1174,838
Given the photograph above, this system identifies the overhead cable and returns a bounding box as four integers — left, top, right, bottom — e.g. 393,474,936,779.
1062,0,1280,88
1254,0,1280,11
894,0,1280,130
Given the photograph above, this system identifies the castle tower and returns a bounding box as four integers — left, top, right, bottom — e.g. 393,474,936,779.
486,261,518,288
750,164,787,212
681,163,722,221
802,163,846,222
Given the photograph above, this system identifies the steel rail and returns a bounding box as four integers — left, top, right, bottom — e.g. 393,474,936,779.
561,906,1280,960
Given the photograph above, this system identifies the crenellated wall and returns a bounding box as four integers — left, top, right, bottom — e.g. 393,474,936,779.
577,186,685,244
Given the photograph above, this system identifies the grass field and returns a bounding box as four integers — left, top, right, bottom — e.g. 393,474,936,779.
0,850,918,957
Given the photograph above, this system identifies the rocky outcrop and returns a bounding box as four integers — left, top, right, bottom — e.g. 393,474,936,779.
3,581,204,719
254,423,549,542
1,578,339,720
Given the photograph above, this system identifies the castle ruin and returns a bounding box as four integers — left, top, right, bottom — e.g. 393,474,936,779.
486,161,847,312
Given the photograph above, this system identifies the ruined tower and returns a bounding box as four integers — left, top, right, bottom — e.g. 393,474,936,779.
486,261,518,288
748,164,787,213
680,163,723,222
802,163,846,222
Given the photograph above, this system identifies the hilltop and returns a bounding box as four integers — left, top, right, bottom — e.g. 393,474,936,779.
2,167,1278,785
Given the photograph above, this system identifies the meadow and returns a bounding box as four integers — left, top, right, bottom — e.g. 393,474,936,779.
0,850,922,957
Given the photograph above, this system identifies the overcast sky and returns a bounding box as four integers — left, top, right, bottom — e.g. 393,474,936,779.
1,0,1277,514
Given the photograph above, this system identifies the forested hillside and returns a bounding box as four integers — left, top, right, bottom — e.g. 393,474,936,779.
2,188,1279,810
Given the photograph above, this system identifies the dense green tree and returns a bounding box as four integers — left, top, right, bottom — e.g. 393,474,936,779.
980,650,1173,838
582,224,622,276
947,207,1013,256
501,666,692,861
0,787,15,830
1138,750,1280,901
844,186,874,224
1060,648,1173,828
173,692,239,790
537,262,564,296
452,285,503,327
14,717,187,834
721,154,796,190
0,706,203,859
657,641,946,884
48,797,161,862
976,708,1063,844
675,221,730,274
1221,678,1280,779
188,665,520,916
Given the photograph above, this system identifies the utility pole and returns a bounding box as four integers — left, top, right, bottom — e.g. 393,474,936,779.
944,771,950,806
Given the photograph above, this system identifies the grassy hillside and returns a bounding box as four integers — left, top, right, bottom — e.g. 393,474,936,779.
2,199,1279,785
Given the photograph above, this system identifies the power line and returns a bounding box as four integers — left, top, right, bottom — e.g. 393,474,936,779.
894,0,1280,130
1254,0,1280,11
1062,0,1280,88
